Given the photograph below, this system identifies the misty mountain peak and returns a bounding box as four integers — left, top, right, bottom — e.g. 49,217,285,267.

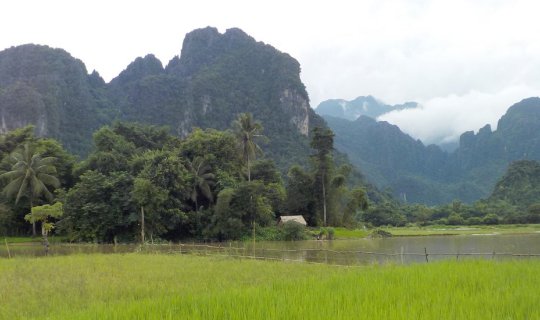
316,95,418,121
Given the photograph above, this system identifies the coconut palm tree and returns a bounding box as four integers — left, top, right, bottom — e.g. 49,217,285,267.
232,113,266,244
233,113,264,182
187,156,215,212
0,143,60,236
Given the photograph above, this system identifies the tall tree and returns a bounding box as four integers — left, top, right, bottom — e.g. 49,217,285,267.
186,156,215,212
132,177,168,244
232,113,266,243
233,113,264,182
0,143,60,236
310,127,335,226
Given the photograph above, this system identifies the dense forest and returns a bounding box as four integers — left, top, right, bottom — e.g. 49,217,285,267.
0,119,375,241
0,120,538,242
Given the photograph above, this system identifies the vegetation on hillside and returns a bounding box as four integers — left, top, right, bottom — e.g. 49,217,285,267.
324,97,540,204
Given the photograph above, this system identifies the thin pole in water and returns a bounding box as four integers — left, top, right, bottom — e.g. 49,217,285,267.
424,247,429,263
4,238,11,259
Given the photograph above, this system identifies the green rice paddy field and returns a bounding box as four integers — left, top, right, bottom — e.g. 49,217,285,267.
1,254,539,319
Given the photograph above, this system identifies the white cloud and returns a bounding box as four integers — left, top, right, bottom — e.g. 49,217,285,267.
379,86,539,145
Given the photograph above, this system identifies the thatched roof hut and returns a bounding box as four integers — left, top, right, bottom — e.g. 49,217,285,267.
278,215,307,226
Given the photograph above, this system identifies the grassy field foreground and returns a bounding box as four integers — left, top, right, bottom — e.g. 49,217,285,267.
1,254,539,319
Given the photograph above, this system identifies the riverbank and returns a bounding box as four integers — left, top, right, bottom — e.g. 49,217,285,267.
4,224,540,245
1,254,538,319
333,224,540,239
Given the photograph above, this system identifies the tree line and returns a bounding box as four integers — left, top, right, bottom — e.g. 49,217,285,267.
1,115,538,243
0,114,368,242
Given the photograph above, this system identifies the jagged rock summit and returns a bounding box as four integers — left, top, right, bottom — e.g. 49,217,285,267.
0,27,325,170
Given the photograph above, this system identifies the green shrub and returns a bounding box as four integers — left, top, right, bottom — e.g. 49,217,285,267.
483,213,500,225
447,213,465,225
281,221,307,241
465,217,482,225
370,229,392,238
318,227,335,240
326,227,335,240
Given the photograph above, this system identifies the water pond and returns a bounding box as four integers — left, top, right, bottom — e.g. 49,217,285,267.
2,233,539,265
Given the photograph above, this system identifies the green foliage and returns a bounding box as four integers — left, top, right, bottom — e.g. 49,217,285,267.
60,171,135,242
180,128,242,183
527,203,540,223
25,202,63,224
0,143,60,204
25,202,63,241
362,203,406,227
281,221,308,240
489,160,540,209
209,181,277,240
251,159,282,185
0,126,34,159
186,156,215,212
233,112,264,181
370,228,393,238
447,213,465,225
465,217,483,225
482,213,500,225
0,143,60,235
285,165,315,224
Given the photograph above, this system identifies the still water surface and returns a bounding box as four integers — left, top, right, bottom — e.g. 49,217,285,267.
2,233,539,265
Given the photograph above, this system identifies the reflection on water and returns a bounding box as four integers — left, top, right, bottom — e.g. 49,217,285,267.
2,234,540,265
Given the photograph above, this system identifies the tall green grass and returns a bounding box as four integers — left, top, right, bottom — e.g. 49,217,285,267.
1,254,538,319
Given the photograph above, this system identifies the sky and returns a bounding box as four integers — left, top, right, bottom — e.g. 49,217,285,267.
2,0,540,146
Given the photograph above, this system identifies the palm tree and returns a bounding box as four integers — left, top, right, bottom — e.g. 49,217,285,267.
233,113,264,182
187,156,215,212
0,143,60,236
233,113,265,245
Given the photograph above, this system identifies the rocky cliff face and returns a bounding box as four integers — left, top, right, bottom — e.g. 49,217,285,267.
0,44,109,154
280,89,309,135
0,28,320,170
107,27,316,169
0,82,47,135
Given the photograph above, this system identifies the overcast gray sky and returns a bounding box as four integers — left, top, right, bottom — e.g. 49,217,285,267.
2,0,540,145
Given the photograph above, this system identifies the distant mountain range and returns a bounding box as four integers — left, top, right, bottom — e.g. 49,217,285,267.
316,96,418,121
321,97,540,204
1,28,539,205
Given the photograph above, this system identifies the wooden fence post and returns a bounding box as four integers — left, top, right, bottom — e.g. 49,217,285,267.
424,247,429,263
4,238,11,259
